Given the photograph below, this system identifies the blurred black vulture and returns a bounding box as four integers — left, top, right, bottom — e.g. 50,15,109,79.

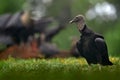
0,11,66,46
70,15,113,66
0,11,35,45
0,11,54,47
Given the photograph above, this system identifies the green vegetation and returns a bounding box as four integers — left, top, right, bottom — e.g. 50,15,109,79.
0,57,120,80
0,0,120,56
0,0,25,14
105,22,120,56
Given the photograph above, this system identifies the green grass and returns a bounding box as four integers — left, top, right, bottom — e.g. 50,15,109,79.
0,57,120,80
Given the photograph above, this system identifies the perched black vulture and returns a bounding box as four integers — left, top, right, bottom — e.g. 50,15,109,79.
69,15,113,65
0,11,68,57
0,11,65,45
6,12,35,44
0,11,52,47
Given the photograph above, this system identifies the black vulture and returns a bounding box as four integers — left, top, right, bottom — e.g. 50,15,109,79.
0,11,52,47
69,15,113,65
0,11,65,45
6,11,36,44
0,11,68,58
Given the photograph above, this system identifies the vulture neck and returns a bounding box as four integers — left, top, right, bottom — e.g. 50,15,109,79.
79,24,94,35
77,21,85,31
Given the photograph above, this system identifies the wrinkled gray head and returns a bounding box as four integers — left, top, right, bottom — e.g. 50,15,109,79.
69,15,85,24
69,15,85,31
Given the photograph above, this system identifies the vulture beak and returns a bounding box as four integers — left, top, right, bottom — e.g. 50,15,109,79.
69,17,79,24
69,20,74,24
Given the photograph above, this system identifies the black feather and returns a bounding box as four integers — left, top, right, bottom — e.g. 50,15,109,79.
77,25,113,65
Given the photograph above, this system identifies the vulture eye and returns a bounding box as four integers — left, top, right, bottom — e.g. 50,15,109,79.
76,17,79,19
75,17,80,22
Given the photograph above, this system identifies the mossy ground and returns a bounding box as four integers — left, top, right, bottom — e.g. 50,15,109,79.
0,57,120,80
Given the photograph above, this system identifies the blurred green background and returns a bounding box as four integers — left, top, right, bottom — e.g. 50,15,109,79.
0,0,120,56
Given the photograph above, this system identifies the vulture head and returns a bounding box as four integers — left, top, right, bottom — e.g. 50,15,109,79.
21,11,33,27
69,15,85,31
